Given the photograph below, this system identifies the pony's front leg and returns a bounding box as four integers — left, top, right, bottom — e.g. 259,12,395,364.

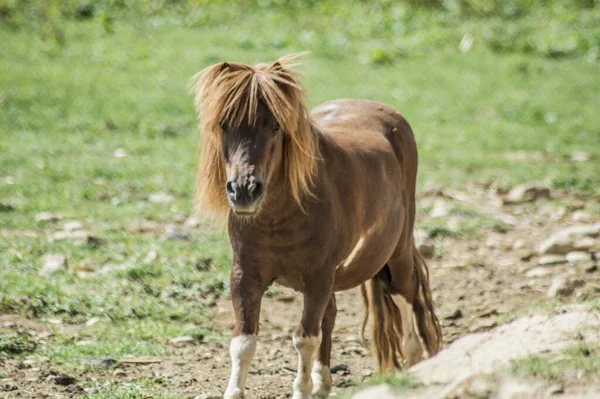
224,267,266,399
292,286,333,399
311,294,336,398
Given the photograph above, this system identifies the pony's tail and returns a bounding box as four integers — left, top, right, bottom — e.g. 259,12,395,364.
412,245,443,357
360,278,404,371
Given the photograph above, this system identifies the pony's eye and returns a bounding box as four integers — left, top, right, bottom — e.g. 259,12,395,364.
219,123,227,131
272,123,281,133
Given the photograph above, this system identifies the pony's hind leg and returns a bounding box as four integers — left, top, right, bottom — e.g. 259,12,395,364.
387,246,442,366
311,294,336,397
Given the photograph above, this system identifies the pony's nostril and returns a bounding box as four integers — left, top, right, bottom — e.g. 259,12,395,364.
248,182,263,199
226,181,240,200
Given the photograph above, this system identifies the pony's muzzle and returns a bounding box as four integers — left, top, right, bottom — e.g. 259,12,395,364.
226,177,264,214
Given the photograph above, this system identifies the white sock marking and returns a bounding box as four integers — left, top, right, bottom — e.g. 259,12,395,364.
292,333,321,399
224,334,257,399
392,294,424,368
311,360,332,397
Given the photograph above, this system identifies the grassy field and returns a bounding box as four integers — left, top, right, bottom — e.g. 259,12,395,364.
1,1,599,397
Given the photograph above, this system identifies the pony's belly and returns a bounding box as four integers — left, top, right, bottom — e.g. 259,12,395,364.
332,234,399,291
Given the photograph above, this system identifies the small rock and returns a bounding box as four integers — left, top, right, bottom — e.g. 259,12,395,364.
503,184,550,204
195,258,213,271
566,251,591,264
169,336,196,346
89,358,118,367
511,239,526,250
445,309,463,320
526,267,554,278
143,250,159,263
48,373,76,386
61,220,83,231
0,382,18,392
547,276,585,298
86,317,102,326
539,224,600,255
112,368,126,377
430,200,450,217
360,369,372,377
571,210,591,222
148,192,175,203
538,255,567,266
113,148,128,158
574,237,596,252
331,364,350,375
571,151,592,163
164,225,191,241
35,212,62,222
418,242,436,259
40,254,67,276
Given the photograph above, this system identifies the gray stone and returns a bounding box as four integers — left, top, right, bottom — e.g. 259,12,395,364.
503,184,550,204
539,224,600,255
566,251,591,264
525,267,554,278
40,254,67,276
410,310,598,385
148,192,175,203
537,255,567,266
547,276,585,298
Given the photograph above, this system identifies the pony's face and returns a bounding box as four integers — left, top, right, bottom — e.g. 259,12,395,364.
221,102,283,216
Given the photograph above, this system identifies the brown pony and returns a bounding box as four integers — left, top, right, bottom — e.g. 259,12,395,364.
192,54,442,399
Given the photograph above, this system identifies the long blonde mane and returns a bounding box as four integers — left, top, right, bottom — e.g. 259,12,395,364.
191,54,319,214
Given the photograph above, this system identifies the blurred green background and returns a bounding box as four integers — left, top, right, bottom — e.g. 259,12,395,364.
0,1,599,397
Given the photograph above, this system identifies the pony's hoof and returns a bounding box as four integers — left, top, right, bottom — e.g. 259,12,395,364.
223,387,244,399
292,393,311,399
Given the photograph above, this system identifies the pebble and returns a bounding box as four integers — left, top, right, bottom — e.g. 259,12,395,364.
40,254,67,276
148,192,175,203
61,220,83,231
113,148,128,158
503,184,550,204
539,223,600,255
566,251,591,264
537,255,567,266
169,336,196,346
35,212,62,222
547,276,585,298
525,267,554,278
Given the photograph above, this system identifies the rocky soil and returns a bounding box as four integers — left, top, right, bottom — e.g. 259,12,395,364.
1,183,599,398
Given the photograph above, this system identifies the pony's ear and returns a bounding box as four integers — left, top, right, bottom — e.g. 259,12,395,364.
271,61,283,71
220,62,230,71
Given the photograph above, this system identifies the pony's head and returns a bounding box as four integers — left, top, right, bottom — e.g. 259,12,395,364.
192,54,318,216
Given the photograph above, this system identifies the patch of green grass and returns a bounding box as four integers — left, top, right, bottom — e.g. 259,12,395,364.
499,298,563,324
82,380,184,399
0,332,37,356
340,372,420,398
511,342,600,383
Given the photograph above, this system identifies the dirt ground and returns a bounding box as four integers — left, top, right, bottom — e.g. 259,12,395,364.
1,186,599,398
